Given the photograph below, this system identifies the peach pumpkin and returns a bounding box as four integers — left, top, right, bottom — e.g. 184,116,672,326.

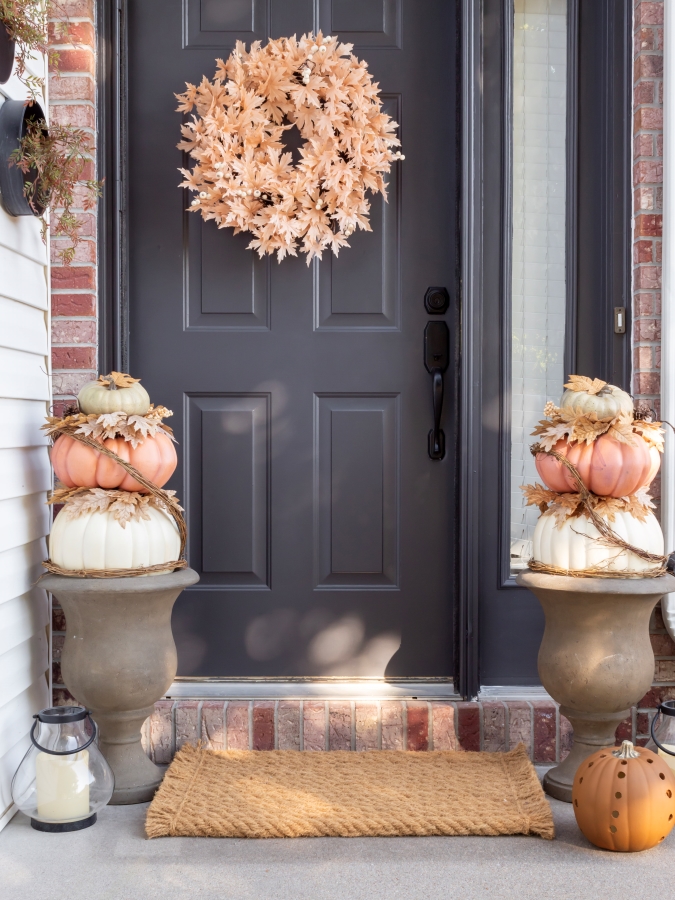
51,433,177,492
535,434,660,498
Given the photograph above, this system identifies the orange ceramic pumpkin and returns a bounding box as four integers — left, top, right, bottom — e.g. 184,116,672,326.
51,433,177,492
572,740,675,851
535,433,660,498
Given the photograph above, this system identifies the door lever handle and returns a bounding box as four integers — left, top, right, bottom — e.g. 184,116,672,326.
424,321,450,461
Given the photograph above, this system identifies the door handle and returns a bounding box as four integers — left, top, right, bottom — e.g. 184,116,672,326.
424,321,449,460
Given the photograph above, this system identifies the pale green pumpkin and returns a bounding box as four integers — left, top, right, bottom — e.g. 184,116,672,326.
78,372,151,416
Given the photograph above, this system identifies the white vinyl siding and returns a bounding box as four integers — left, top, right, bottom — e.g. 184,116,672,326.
0,54,51,832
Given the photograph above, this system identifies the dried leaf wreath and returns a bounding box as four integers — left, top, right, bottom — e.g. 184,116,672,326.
531,400,664,452
176,32,403,263
43,406,175,449
521,483,655,525
49,486,182,527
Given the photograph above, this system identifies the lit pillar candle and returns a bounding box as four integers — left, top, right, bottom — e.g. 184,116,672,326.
36,750,90,820
658,745,675,772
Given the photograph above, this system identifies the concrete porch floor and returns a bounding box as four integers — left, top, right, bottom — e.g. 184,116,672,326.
1,771,674,900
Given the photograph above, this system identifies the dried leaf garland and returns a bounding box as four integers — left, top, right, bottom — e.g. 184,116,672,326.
531,403,664,451
50,486,183,527
176,32,403,264
563,375,608,395
97,372,142,389
521,483,654,526
43,406,174,449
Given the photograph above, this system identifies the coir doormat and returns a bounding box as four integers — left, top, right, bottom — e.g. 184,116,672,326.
145,743,554,840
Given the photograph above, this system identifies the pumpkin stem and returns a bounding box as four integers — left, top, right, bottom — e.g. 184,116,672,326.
612,740,640,760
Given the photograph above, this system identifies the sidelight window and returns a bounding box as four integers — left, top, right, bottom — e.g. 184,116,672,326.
509,0,568,573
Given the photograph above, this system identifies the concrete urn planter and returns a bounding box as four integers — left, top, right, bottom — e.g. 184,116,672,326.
517,571,675,803
41,568,199,804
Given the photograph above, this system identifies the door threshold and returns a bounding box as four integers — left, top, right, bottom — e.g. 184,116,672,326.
478,685,553,701
165,678,460,701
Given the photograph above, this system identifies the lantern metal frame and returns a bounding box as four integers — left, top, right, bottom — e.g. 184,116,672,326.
650,700,675,756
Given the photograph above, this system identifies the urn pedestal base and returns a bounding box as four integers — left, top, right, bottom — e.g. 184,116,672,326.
517,571,675,803
41,569,200,805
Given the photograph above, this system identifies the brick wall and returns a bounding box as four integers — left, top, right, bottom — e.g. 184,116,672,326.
47,2,673,760
49,0,98,419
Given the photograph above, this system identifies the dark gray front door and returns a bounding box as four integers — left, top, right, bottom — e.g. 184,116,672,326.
127,0,458,678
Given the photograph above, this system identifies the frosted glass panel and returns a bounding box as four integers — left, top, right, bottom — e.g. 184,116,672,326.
510,0,567,573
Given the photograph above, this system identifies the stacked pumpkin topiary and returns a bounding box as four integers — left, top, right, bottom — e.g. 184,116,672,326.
43,373,183,575
523,375,666,575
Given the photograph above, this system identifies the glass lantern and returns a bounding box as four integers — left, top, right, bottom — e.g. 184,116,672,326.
648,700,675,771
12,706,114,832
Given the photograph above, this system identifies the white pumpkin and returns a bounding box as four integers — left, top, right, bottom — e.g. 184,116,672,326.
49,506,180,574
559,383,633,419
78,373,151,416
532,508,664,573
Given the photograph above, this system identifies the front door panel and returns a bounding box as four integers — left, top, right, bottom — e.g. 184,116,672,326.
127,0,458,678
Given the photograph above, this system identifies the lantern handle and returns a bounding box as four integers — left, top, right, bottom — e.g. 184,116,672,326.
650,709,675,756
30,712,97,756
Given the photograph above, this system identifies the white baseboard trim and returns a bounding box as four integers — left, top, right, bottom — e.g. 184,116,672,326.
0,802,16,833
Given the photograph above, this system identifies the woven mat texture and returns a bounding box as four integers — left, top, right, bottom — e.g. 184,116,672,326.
145,744,554,840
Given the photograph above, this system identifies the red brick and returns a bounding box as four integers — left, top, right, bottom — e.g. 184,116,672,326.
636,26,656,52
655,660,675,682
175,701,199,750
225,701,249,750
635,213,663,236
635,292,655,316
52,346,96,369
635,54,664,81
635,372,661,395
200,702,225,751
657,25,664,51
51,659,62,685
49,74,95,102
303,702,326,751
51,238,97,266
252,701,274,751
656,239,663,262
640,686,675,707
147,701,173,764
635,107,664,132
657,133,664,156
637,711,654,736
355,703,378,751
652,633,675,655
635,345,653,370
636,2,664,26
52,48,95,75
51,266,95,290
52,605,66,632
482,702,506,752
328,702,351,750
431,702,456,751
48,21,95,46
634,317,661,341
560,715,573,761
407,703,429,751
278,701,300,750
52,293,96,316
634,265,662,291
533,702,556,763
456,702,480,752
615,716,633,745
635,133,654,157
634,80,655,105
634,239,654,263
52,319,96,345
634,186,655,211
52,371,94,398
381,701,404,750
635,159,663,184
51,634,65,661
50,103,96,130
507,701,533,757
53,686,77,706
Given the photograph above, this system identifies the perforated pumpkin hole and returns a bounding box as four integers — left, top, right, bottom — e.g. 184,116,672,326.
669,814,673,821
620,760,628,766
579,776,583,783
647,758,654,763
609,825,617,833
660,773,666,780
574,799,578,807
588,762,594,767
615,792,622,799
668,790,672,798
660,836,666,842
612,811,620,818
618,771,626,779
